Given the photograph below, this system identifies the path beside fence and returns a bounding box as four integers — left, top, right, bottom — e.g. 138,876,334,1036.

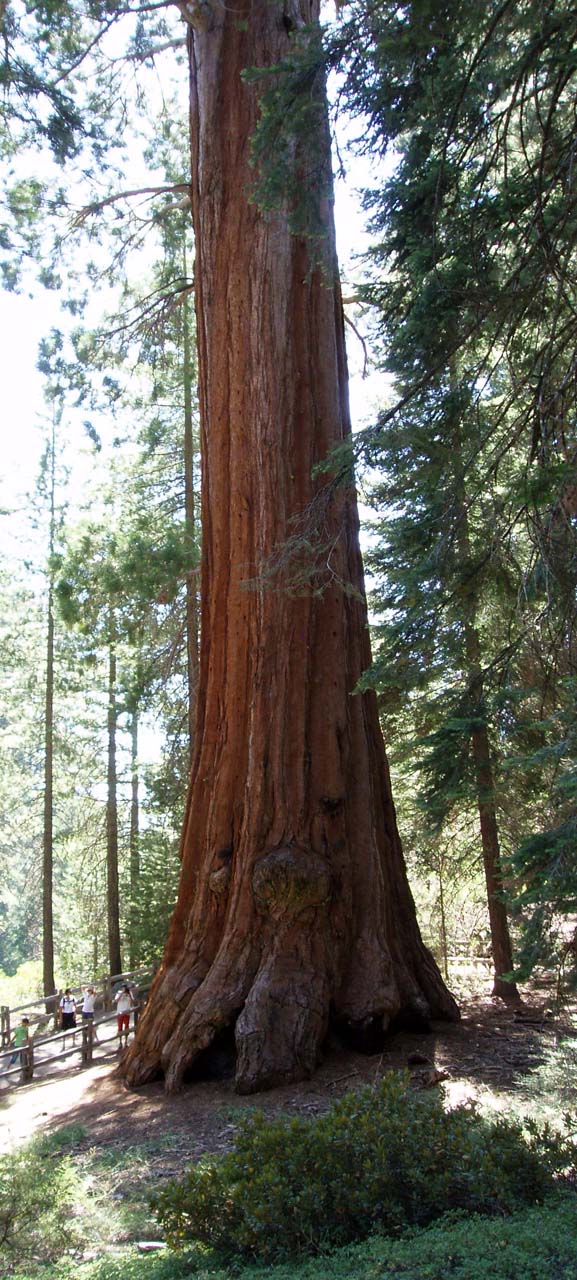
0,965,156,1091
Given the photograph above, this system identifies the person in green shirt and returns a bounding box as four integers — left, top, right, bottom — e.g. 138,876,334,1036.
9,1017,30,1065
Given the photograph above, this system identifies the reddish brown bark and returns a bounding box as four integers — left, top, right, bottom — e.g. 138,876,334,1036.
182,248,199,755
122,0,458,1094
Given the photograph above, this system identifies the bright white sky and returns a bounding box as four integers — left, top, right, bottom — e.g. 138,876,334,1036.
1,296,46,493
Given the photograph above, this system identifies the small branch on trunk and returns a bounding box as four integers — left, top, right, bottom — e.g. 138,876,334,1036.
129,37,187,60
71,183,191,227
344,311,368,378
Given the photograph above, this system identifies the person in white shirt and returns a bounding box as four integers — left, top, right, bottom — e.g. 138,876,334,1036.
59,988,77,1050
114,984,134,1049
81,985,98,1042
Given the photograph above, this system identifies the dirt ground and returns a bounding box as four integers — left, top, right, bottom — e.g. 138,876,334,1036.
0,990,573,1163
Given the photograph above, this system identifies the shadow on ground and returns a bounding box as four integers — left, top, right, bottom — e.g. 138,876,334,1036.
1,991,575,1162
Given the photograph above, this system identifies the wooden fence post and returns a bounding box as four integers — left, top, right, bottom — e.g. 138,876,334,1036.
102,975,112,1011
51,991,61,1031
81,1022,94,1066
53,990,62,1033
20,1041,34,1084
1,1006,10,1048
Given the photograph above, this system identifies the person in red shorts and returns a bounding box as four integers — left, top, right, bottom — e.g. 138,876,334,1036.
114,984,134,1049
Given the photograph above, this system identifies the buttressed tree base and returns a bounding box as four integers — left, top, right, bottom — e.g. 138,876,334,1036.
122,0,459,1095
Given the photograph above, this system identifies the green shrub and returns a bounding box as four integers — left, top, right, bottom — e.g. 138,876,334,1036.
0,1134,82,1272
153,1073,575,1263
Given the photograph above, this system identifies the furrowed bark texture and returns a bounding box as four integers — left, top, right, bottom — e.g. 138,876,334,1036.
123,0,458,1095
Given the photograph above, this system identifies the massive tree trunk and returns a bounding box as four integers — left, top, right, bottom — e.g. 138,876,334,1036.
123,0,458,1095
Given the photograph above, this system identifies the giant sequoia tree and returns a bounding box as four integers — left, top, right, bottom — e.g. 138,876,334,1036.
122,0,457,1095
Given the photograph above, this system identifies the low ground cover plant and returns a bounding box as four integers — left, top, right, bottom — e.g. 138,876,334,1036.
0,1129,84,1271
10,1195,577,1280
153,1073,574,1263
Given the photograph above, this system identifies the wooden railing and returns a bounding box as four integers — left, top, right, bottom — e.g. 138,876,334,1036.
0,964,157,1090
0,966,154,1048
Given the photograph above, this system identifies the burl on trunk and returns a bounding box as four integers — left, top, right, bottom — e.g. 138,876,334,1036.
122,0,458,1094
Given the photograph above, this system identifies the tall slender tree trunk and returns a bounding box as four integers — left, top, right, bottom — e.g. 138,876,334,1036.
123,0,458,1095
464,625,520,1001
129,709,140,969
182,250,199,758
437,852,449,983
42,584,55,999
453,418,519,1001
42,416,56,1000
106,639,122,976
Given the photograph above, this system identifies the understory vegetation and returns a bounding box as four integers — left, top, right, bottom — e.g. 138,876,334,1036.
45,1204,577,1280
3,1063,577,1280
152,1075,573,1261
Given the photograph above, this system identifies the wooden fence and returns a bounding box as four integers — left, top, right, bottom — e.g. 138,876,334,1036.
0,965,156,1090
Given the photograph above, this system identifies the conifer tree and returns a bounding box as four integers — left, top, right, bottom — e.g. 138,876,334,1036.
327,0,577,984
39,409,59,998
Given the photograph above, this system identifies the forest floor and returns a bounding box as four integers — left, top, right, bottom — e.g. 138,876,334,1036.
1,984,575,1166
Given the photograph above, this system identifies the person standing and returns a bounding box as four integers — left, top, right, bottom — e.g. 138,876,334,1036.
59,988,77,1050
114,984,134,1049
81,985,98,1043
9,1016,30,1066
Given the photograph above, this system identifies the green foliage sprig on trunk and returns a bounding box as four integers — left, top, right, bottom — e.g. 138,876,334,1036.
153,1074,574,1263
242,26,333,246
